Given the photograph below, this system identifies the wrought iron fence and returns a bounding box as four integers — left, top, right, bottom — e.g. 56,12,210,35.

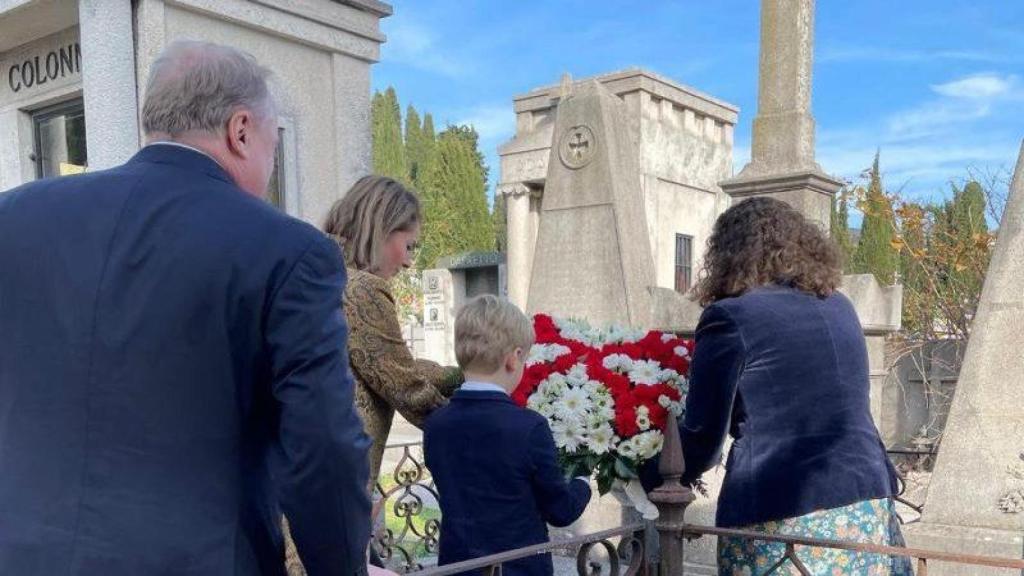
677,525,1024,575
373,424,1024,576
372,441,441,573
410,524,647,576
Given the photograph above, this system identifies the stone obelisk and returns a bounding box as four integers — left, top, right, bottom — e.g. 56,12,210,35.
720,0,842,229
904,144,1024,574
525,80,655,327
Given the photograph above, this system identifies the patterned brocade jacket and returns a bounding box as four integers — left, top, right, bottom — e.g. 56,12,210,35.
284,267,462,576
344,267,462,485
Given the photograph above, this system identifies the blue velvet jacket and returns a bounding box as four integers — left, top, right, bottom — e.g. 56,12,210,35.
424,390,591,576
646,285,898,527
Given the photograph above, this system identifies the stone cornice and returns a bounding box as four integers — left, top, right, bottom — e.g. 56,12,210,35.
720,167,842,199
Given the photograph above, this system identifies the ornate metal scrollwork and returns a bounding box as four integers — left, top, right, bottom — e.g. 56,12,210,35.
372,443,442,573
575,531,646,576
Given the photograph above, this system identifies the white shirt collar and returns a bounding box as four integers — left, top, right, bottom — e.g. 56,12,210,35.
460,381,509,396
148,141,225,170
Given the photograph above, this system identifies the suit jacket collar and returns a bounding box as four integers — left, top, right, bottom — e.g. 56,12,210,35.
451,389,515,404
129,143,235,186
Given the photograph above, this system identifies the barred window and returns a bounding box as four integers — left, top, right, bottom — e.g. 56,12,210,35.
674,234,693,293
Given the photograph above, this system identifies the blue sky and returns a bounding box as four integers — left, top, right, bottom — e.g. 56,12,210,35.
372,1,1024,224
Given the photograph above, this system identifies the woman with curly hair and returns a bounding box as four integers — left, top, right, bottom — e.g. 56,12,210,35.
673,198,911,574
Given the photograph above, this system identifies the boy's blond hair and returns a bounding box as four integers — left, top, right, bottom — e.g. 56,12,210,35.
454,295,534,373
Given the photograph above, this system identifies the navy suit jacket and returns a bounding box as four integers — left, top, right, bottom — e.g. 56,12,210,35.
0,145,371,575
645,286,897,527
424,389,591,576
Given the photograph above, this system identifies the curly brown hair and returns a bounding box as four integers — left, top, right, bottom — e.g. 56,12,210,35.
692,197,843,306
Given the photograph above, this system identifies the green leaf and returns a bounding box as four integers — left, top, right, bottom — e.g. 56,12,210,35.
614,457,638,480
596,469,614,495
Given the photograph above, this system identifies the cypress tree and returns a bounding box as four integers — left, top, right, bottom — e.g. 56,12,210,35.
371,87,407,183
405,105,425,187
938,180,989,299
422,113,436,144
492,192,508,253
853,151,898,285
440,124,489,187
418,132,495,268
953,181,988,237
831,187,855,270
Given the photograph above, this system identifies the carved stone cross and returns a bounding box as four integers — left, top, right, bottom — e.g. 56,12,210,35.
567,130,589,160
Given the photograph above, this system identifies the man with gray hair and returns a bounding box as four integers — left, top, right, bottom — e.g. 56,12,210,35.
0,40,371,576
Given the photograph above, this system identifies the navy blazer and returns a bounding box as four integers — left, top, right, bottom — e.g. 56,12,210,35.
424,389,591,576
0,145,371,575
647,286,897,527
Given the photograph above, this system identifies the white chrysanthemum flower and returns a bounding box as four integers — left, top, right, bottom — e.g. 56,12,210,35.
658,368,680,382
555,317,608,347
618,439,638,459
667,401,683,417
674,345,690,358
605,325,627,342
566,363,589,385
538,378,567,399
657,395,671,408
526,343,572,366
592,393,613,410
661,374,685,391
630,431,664,460
586,411,608,429
602,354,634,372
621,328,647,343
527,393,545,410
586,424,617,455
557,387,593,418
551,419,585,452
628,359,662,386
661,333,675,343
636,406,651,431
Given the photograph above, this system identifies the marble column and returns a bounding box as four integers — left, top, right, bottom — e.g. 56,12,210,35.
79,0,140,170
503,182,537,310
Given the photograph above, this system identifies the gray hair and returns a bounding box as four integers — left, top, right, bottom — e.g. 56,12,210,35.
142,40,274,137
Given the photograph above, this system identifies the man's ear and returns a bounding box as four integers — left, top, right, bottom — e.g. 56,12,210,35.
225,109,254,157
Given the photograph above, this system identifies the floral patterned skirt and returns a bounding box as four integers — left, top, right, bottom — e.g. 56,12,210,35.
718,498,914,575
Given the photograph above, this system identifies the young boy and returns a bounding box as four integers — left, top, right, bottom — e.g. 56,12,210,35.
424,295,592,576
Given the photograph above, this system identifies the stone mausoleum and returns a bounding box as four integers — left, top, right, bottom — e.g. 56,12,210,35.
0,0,391,226
498,69,738,312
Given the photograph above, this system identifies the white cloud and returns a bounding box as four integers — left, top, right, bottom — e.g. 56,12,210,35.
815,73,1024,200
382,20,466,78
931,73,1021,100
885,73,1023,140
819,134,1019,200
886,100,991,140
